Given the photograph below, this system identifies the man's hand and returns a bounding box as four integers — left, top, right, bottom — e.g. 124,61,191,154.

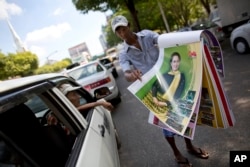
125,69,142,82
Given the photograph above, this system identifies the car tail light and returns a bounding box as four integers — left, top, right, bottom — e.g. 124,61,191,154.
84,77,111,90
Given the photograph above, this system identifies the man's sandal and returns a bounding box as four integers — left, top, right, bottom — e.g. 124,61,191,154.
175,158,193,167
187,148,209,159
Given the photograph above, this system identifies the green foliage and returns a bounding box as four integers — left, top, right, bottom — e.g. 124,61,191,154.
0,51,71,80
0,52,8,80
160,0,205,29
0,51,38,80
105,21,122,47
72,0,117,13
62,58,72,64
34,60,71,75
72,0,216,47
135,1,165,31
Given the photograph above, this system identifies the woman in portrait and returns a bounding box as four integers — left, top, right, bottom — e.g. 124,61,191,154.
152,52,185,107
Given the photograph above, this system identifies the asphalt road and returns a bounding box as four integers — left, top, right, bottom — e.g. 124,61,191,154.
111,38,250,167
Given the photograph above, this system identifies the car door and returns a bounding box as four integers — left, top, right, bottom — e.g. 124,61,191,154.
51,81,120,167
74,103,120,167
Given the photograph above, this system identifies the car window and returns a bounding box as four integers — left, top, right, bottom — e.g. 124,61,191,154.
0,91,79,167
25,95,48,114
67,63,104,80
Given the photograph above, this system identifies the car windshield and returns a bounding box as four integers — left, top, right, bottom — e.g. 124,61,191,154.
67,63,104,80
99,58,111,65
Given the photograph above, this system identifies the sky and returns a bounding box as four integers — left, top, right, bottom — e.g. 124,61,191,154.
0,0,111,66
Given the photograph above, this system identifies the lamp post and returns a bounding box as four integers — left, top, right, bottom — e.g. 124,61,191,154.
46,50,58,64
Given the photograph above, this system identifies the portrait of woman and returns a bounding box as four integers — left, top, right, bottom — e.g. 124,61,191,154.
152,52,185,108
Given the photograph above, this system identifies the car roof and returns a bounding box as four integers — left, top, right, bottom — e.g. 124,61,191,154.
0,73,64,93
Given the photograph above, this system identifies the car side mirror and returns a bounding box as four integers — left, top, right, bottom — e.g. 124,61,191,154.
94,87,112,100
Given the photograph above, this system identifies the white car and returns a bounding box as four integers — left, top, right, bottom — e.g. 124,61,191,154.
230,20,250,54
65,60,121,103
0,73,121,167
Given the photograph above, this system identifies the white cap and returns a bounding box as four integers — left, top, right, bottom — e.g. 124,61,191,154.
59,84,80,95
111,15,128,33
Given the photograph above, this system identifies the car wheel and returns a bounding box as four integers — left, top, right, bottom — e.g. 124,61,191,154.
234,38,249,54
112,69,118,78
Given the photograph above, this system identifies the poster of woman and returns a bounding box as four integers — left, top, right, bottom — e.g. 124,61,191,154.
128,41,203,136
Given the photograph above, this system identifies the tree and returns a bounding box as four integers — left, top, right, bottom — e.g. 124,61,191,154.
199,0,217,16
0,51,38,79
160,0,206,29
5,52,38,77
0,52,7,80
34,59,71,75
72,0,144,32
135,1,166,31
105,20,122,47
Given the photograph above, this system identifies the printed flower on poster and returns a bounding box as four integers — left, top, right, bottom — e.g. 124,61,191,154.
188,51,197,58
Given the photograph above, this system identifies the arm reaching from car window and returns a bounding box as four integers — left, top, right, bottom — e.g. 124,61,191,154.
59,83,114,113
77,101,114,112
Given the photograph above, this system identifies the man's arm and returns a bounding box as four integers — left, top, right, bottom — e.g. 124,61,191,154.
77,101,113,112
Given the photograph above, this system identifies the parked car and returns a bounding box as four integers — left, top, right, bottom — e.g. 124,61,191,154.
99,57,118,78
106,47,118,62
230,20,250,54
177,27,192,32
65,60,121,103
0,73,120,167
66,62,80,70
178,20,225,42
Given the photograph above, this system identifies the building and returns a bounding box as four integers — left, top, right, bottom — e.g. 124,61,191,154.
68,42,91,64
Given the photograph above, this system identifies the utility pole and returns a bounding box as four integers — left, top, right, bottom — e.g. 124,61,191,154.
157,0,170,33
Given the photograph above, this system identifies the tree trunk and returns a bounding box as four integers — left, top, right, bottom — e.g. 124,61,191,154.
200,0,211,15
125,0,141,32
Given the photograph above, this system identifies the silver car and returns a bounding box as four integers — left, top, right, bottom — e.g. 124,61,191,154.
191,21,225,42
178,20,225,42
